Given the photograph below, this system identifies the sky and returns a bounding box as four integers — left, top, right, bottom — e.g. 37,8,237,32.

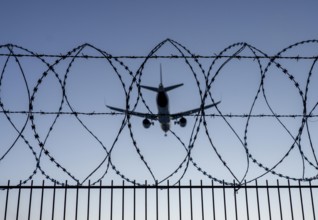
1,0,318,187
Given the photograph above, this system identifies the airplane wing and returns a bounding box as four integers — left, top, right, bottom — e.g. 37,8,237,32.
170,101,221,120
106,105,158,120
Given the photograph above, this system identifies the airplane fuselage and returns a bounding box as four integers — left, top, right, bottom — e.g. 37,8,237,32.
156,85,171,132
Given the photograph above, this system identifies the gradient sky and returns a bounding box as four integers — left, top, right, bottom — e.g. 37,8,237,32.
1,1,318,187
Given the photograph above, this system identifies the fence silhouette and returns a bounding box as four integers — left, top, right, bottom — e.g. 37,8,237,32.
1,180,317,220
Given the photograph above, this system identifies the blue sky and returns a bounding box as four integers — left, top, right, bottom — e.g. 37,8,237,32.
1,1,318,186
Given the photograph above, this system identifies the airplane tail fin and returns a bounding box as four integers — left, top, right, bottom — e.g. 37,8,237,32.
164,83,183,92
139,64,162,92
140,64,183,92
140,83,183,92
140,85,159,92
160,64,163,85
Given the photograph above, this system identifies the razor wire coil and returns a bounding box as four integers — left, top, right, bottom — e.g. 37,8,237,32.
1,39,318,188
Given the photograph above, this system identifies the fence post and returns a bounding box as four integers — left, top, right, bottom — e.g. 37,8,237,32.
75,182,79,220
266,180,272,220
16,180,21,220
156,180,158,220
145,180,147,220
4,180,10,220
245,180,250,220
298,180,305,220
309,181,316,220
223,180,227,220
39,180,45,220
133,181,136,220
110,180,113,220
99,181,102,220
167,180,170,220
63,180,67,220
179,181,182,220
277,180,283,220
122,180,125,220
190,180,193,220
255,180,261,220
288,180,294,220
27,180,33,220
233,181,238,220
211,180,215,220
51,182,56,220
201,180,205,220
87,180,91,220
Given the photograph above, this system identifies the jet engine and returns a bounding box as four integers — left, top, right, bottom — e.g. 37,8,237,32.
178,117,187,127
142,118,151,128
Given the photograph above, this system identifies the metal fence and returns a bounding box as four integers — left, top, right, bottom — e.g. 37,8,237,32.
1,180,317,220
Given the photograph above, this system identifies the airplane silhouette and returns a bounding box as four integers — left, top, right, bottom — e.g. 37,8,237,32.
107,65,220,135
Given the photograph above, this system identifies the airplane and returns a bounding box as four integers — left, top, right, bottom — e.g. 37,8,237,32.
106,65,220,135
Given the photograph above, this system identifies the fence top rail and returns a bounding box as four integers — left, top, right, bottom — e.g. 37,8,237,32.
1,182,318,190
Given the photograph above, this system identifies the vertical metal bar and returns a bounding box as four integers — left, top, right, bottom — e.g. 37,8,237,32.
4,180,10,220
99,181,102,220
75,183,79,220
51,182,56,220
298,181,305,220
223,181,227,220
309,181,316,220
190,180,193,220
110,180,113,220
179,181,182,220
167,181,170,220
39,180,45,220
233,181,238,220
245,181,250,220
145,180,147,220
211,180,215,220
156,181,158,220
122,180,125,220
133,181,136,220
266,180,272,220
28,180,33,220
201,180,205,220
277,180,283,220
87,180,90,220
288,180,294,220
16,180,21,220
255,180,261,220
63,180,67,220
